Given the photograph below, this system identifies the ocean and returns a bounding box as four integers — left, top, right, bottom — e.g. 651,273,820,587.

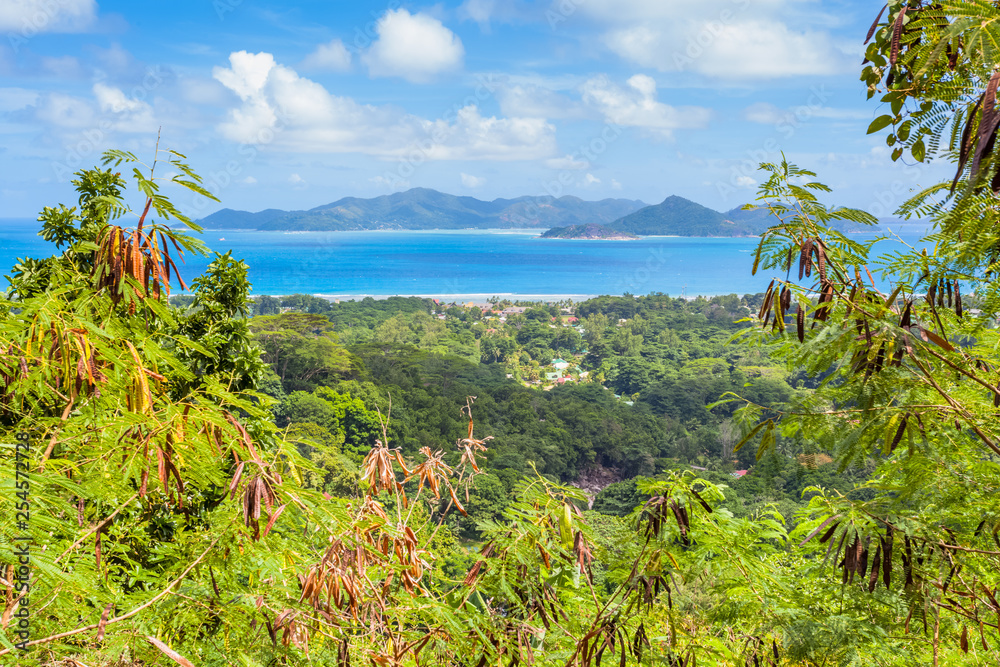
0,219,924,299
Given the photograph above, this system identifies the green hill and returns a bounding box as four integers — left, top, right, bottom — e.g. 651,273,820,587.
609,196,758,237
199,188,646,231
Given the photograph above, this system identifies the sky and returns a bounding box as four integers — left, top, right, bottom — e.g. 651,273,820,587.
0,0,952,220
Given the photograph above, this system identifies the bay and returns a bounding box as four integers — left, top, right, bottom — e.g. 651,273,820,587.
0,219,924,299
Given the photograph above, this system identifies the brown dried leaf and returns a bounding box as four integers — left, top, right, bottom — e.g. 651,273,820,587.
95,603,114,642
865,4,887,43
146,636,196,667
262,504,287,538
890,5,908,66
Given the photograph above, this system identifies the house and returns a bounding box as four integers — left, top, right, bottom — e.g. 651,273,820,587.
545,372,561,381
555,376,574,385
731,470,749,479
552,358,570,370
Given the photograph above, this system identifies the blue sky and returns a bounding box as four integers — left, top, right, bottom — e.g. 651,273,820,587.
0,0,951,219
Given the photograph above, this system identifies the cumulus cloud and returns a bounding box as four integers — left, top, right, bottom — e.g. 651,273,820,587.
461,172,486,188
212,51,556,161
581,74,711,138
578,0,848,80
362,9,464,83
0,0,97,33
582,173,601,186
735,175,756,188
302,39,351,72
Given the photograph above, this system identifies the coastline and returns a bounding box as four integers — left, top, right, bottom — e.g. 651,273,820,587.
310,293,602,302
229,292,760,303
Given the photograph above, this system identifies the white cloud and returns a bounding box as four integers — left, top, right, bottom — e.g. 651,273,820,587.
243,176,257,185
0,87,39,112
288,173,307,189
459,0,495,28
213,51,556,161
743,101,869,126
735,175,756,188
461,172,486,188
581,74,711,138
582,173,601,186
611,178,622,190
362,9,464,83
0,0,97,33
92,83,157,132
35,92,95,129
579,0,848,80
742,102,787,125
497,83,583,119
93,83,146,114
302,39,352,72
41,55,84,78
545,155,589,170
370,174,410,190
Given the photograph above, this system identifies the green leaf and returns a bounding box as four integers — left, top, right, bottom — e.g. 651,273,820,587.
756,421,776,460
868,115,894,134
911,139,925,162
733,419,770,454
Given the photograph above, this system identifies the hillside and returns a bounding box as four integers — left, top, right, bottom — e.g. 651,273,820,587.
539,223,639,240
200,188,646,231
609,195,759,237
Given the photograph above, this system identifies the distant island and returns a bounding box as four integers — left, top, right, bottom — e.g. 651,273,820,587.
540,224,639,240
199,188,870,237
199,188,645,231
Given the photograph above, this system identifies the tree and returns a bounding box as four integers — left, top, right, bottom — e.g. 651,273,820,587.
255,294,282,315
250,312,354,390
0,146,329,664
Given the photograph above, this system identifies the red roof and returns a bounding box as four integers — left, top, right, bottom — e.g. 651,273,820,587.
732,470,749,478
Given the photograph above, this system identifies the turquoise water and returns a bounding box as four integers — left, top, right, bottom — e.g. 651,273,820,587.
0,219,922,298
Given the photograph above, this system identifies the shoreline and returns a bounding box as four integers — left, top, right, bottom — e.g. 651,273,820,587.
227,292,763,303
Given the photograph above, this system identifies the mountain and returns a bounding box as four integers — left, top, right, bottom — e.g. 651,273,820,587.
609,196,759,237
199,188,647,231
539,224,639,240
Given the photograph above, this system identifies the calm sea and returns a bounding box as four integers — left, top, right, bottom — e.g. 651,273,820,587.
0,219,925,298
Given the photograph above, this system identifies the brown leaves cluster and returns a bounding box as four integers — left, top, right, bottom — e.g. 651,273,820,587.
91,215,186,312
0,322,109,414
759,237,834,342
954,70,1000,193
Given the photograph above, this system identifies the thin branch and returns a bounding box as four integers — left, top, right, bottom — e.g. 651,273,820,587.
55,493,139,564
